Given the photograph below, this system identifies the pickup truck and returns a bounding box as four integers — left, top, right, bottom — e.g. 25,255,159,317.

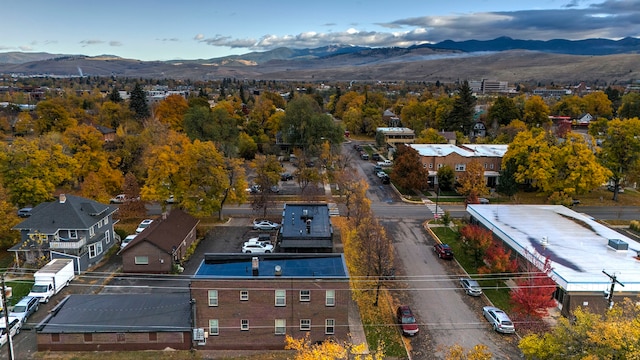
377,159,393,167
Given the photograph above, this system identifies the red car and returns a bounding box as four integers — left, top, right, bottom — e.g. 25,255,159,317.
396,305,419,336
434,243,454,260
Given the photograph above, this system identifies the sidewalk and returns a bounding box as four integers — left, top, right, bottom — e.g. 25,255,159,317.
348,296,370,354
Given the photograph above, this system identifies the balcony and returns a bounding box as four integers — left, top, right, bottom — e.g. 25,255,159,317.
49,236,87,250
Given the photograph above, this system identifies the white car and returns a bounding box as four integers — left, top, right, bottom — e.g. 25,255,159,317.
252,220,281,231
0,318,20,347
242,241,274,253
482,306,515,334
120,234,137,250
136,219,153,233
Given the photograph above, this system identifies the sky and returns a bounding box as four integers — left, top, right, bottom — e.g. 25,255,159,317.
2,0,639,61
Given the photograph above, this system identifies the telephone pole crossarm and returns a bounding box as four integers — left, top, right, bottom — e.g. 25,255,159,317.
602,270,625,309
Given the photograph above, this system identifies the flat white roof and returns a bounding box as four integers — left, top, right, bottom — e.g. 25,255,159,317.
410,144,475,157
467,204,640,293
460,144,509,157
376,127,415,134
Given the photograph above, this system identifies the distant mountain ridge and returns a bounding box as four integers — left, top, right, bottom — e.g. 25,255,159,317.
0,37,639,83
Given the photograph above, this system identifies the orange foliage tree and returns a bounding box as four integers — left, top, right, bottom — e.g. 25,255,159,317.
478,240,518,274
459,224,493,267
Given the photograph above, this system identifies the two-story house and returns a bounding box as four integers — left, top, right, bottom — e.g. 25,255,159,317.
10,194,119,273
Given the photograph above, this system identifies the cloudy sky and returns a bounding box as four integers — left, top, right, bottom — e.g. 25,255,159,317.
2,0,639,61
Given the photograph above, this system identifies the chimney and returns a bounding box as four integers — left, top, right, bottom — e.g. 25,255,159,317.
306,219,311,234
59,194,66,203
252,256,259,276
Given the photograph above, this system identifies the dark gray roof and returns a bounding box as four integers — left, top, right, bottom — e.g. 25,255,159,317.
13,194,117,233
280,203,333,242
38,294,192,333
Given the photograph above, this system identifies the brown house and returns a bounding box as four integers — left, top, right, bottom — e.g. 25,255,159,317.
120,209,199,273
37,294,192,351
190,253,350,350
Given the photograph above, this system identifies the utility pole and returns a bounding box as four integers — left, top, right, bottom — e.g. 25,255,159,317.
1,274,14,360
602,270,625,310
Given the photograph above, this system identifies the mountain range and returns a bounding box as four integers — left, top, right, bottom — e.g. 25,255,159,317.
1,37,639,84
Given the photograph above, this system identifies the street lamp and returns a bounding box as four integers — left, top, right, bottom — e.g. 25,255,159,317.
435,186,440,220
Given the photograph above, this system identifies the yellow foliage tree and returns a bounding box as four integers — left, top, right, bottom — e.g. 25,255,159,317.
446,344,493,360
285,334,384,360
154,94,189,131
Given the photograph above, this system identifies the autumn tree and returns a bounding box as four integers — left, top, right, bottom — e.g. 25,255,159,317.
598,117,640,200
117,172,146,219
510,272,557,319
493,119,527,144
35,99,77,134
445,344,492,360
478,240,517,274
519,298,640,359
285,334,383,360
522,95,550,127
456,160,488,203
356,219,394,306
459,224,493,267
583,91,613,119
551,95,585,118
390,144,429,192
0,184,21,248
0,137,75,207
154,94,189,131
129,83,150,120
416,128,448,144
251,154,282,218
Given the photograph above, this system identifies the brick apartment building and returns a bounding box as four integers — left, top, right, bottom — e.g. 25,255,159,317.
409,144,507,188
190,253,350,350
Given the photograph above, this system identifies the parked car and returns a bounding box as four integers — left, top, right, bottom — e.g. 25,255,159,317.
109,194,139,204
17,207,32,218
246,184,261,194
459,278,483,296
281,173,294,181
373,165,383,174
396,305,419,336
478,198,490,204
135,219,153,233
360,153,369,160
607,184,624,193
434,243,454,260
269,185,281,193
381,175,390,184
253,219,281,231
482,306,515,334
120,234,137,250
242,241,274,253
9,296,39,325
165,195,176,204
372,153,381,161
0,318,20,347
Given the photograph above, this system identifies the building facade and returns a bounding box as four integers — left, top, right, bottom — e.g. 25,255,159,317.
190,253,350,350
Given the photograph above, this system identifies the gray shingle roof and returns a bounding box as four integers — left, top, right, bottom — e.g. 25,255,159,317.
13,195,117,233
38,294,192,333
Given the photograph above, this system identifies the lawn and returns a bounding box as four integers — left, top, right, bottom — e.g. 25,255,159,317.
431,226,513,312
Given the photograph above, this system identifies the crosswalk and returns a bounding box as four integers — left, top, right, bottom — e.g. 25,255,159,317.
423,199,445,218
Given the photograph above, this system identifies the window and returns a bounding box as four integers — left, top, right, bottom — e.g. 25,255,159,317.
134,256,148,265
51,333,60,342
275,319,286,335
88,243,103,259
98,218,103,228
428,163,433,169
325,319,335,335
241,319,249,331
275,289,286,306
69,230,77,239
437,163,443,169
117,333,125,342
240,290,249,301
484,163,488,169
325,290,335,306
208,290,218,307
300,319,311,331
84,333,93,342
149,332,157,342
299,290,310,302
105,230,110,244
209,319,219,335
455,164,466,171
89,225,95,237
490,163,494,169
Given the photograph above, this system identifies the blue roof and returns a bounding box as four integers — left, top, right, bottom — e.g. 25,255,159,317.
194,254,349,279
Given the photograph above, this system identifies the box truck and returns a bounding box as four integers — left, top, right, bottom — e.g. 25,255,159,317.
28,259,75,303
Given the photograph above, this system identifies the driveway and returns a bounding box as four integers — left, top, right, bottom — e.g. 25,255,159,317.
381,218,521,359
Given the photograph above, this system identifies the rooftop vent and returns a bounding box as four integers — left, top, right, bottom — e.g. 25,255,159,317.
608,239,628,251
274,265,282,276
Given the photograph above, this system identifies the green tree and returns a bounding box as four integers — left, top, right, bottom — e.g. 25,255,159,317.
487,96,521,127
496,160,519,197
389,144,429,191
238,132,258,160
447,80,476,133
128,83,150,120
108,88,122,103
437,165,455,191
598,117,640,200
617,92,640,119
282,95,343,156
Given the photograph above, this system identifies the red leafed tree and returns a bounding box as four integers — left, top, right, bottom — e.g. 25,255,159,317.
459,224,493,267
510,258,557,318
478,240,518,274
